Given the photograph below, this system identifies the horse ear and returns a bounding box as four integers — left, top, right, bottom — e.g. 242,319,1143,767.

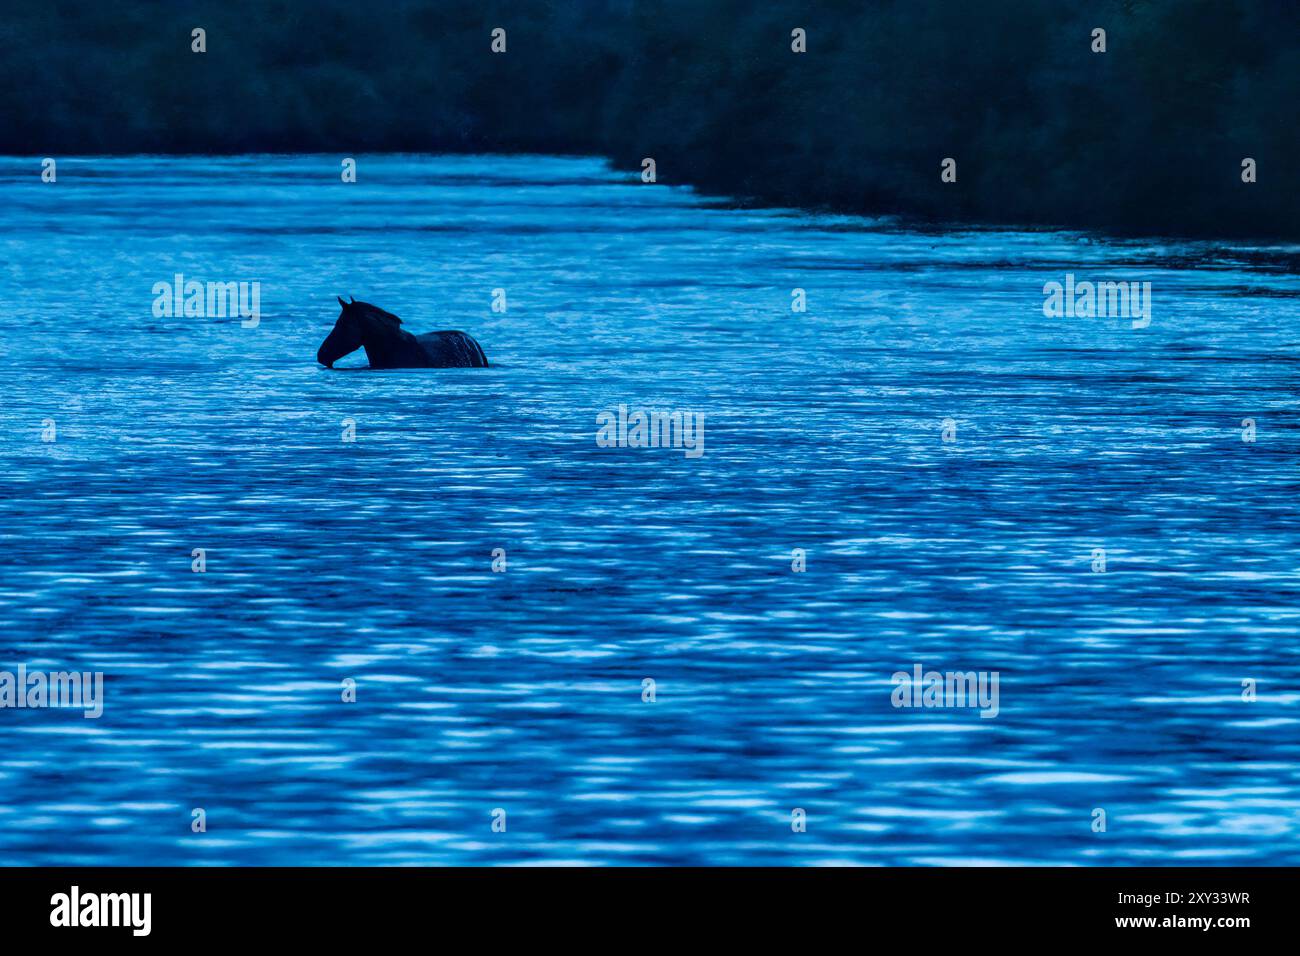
349,296,355,304
337,296,347,309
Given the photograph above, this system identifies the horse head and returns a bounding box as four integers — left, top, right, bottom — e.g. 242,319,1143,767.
317,296,362,368
319,299,410,369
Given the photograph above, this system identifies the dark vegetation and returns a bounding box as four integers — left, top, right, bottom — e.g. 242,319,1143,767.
4,0,1296,237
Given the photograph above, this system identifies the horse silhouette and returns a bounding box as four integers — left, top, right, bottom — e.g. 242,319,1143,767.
317,297,489,369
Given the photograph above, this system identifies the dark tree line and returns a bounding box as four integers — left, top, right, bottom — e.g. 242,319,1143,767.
4,0,1296,237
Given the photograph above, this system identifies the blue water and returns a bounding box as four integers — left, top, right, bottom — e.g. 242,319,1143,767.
1,155,1298,866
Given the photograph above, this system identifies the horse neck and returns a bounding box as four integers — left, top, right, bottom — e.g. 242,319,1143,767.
359,318,412,365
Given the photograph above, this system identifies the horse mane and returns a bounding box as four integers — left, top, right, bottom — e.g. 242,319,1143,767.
348,299,403,326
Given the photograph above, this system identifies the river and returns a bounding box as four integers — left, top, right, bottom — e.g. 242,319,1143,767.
1,154,1297,864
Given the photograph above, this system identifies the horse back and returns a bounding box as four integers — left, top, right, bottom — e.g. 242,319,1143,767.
415,330,489,368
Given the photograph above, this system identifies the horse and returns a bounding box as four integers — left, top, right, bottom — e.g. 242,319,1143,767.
317,297,489,369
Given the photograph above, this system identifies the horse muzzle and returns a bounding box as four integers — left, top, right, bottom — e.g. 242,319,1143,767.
316,347,334,369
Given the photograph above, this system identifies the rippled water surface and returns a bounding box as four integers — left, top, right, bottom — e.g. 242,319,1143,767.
1,155,1298,865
